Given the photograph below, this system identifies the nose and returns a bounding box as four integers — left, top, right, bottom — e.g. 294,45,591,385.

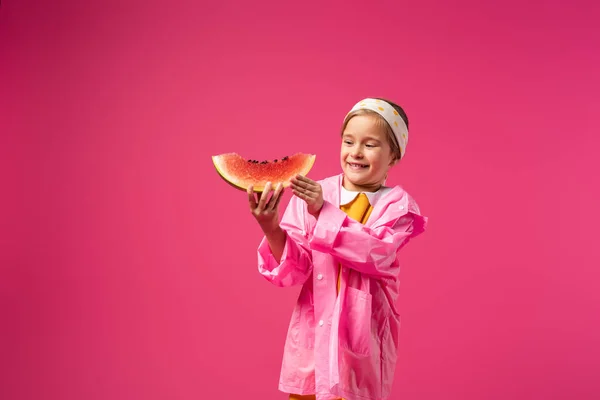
350,145,364,159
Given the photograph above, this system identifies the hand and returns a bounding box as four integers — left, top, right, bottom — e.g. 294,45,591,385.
248,182,285,234
291,175,323,218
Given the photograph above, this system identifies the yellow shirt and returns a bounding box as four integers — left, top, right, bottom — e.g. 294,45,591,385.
337,193,373,293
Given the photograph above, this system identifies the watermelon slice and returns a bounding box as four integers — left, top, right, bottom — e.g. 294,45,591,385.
212,152,316,192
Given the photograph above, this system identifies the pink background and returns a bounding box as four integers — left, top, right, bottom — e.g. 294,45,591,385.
2,0,600,399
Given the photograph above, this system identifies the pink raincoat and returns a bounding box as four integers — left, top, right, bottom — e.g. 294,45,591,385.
257,174,427,400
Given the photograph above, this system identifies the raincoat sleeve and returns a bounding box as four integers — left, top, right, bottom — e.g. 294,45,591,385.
308,199,427,279
257,195,313,287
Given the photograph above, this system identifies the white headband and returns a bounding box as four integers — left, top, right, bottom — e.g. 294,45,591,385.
345,98,409,159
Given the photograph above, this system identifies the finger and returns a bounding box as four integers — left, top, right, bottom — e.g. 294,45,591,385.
268,183,283,210
291,180,311,191
291,182,316,198
290,183,304,197
271,184,285,210
257,182,273,210
295,174,317,186
247,185,257,210
271,184,283,210
293,178,319,194
291,176,311,189
292,188,311,202
290,181,302,192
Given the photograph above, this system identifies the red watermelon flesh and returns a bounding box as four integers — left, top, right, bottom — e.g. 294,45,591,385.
212,152,316,192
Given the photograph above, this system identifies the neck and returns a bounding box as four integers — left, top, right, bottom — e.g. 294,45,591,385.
342,176,383,193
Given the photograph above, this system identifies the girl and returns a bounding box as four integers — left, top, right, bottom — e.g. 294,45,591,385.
247,98,427,400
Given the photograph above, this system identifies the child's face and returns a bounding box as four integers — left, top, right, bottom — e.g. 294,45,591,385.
340,114,397,192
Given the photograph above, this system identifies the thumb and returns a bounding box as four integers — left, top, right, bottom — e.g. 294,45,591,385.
247,185,257,209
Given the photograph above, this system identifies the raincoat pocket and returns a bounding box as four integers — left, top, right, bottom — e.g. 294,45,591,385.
340,287,372,356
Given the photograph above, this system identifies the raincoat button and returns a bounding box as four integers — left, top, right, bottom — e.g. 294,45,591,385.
399,205,405,210
317,273,323,280
318,320,324,327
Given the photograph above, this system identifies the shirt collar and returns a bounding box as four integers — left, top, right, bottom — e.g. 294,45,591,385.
340,184,391,206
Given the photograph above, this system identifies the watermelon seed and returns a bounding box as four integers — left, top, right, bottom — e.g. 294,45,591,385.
274,159,278,163
282,156,289,161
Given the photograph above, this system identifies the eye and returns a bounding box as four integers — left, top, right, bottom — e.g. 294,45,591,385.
344,140,353,145
365,144,376,148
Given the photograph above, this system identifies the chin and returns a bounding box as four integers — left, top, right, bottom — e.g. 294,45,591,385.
345,169,370,180
344,174,367,187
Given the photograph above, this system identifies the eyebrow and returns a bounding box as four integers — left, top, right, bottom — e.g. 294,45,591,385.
343,133,382,143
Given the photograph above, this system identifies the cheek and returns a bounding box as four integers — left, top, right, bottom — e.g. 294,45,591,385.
367,151,382,164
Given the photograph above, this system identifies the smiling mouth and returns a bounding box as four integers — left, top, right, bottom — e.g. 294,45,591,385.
348,162,368,169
